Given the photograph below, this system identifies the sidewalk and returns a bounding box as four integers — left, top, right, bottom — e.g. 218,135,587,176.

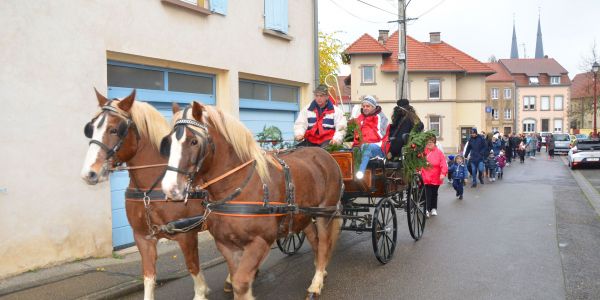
0,232,224,300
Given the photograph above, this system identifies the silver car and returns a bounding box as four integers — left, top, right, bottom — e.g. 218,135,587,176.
553,133,571,155
568,139,600,169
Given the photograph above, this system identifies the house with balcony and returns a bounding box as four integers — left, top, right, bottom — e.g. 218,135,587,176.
344,31,494,152
485,63,516,135
498,58,571,134
0,0,316,278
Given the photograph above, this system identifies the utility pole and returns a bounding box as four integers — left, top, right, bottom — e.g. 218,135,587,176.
398,0,408,100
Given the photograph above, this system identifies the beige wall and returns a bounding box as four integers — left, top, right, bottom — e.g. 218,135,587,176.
516,86,570,133
0,0,315,278
485,82,516,134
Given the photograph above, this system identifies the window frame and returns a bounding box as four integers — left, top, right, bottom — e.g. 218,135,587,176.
503,88,512,99
529,76,539,85
554,118,563,133
522,119,536,133
554,95,564,111
523,96,536,110
491,108,499,120
540,96,550,111
504,108,512,120
360,65,376,85
428,115,441,137
238,79,299,111
428,79,441,100
264,0,289,35
550,76,561,85
491,88,499,100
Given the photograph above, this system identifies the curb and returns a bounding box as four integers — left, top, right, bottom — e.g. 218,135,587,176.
561,156,600,218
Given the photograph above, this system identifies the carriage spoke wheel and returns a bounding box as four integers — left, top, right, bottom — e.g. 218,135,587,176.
371,197,398,264
407,173,426,240
276,232,306,255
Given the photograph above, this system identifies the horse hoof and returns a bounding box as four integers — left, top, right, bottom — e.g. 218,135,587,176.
223,281,233,293
306,292,319,300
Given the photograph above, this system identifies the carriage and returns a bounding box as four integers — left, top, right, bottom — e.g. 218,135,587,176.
276,149,427,264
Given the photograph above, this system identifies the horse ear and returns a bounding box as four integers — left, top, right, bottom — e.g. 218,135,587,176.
172,102,181,114
118,89,136,112
94,88,108,107
191,101,204,121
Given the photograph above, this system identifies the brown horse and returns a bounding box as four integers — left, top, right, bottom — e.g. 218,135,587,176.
80,90,209,300
161,102,343,299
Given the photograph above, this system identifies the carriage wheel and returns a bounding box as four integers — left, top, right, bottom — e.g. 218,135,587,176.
276,232,306,255
371,197,398,264
407,173,426,240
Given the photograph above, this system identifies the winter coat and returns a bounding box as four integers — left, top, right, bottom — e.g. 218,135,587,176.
294,100,347,145
485,155,498,169
496,155,506,168
353,106,388,147
449,163,467,181
464,135,488,163
420,147,448,185
492,139,502,155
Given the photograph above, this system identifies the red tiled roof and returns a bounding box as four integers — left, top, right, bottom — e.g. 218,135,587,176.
498,58,568,76
345,31,492,74
485,63,513,82
345,33,391,54
426,42,495,74
571,72,599,99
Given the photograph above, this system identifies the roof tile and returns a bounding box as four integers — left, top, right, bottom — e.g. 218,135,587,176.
345,33,391,54
485,63,514,82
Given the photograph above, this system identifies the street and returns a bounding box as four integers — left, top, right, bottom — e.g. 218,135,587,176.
122,151,600,300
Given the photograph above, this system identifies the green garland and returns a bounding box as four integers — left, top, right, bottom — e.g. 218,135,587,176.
325,118,363,170
401,128,437,178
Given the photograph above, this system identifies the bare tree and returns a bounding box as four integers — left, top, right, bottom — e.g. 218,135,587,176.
570,41,599,129
488,55,497,63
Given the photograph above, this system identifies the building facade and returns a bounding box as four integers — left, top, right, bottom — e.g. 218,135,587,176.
569,72,599,134
485,63,516,135
345,31,494,152
0,0,316,278
499,58,571,134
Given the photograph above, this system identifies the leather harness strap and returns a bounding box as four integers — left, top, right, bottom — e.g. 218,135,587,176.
125,188,207,201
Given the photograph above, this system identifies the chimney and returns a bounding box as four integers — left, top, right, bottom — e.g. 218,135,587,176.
378,30,389,44
429,32,441,44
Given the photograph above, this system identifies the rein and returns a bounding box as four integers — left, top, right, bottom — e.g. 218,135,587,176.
110,163,167,172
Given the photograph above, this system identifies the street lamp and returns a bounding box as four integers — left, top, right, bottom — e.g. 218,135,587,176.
593,62,599,138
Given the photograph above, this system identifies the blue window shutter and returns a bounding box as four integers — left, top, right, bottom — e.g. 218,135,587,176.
264,0,288,34
209,0,227,15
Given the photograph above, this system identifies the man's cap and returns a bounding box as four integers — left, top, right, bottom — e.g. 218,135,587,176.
313,84,329,95
362,95,378,107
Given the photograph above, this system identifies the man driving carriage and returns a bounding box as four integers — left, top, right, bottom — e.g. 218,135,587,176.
294,84,347,147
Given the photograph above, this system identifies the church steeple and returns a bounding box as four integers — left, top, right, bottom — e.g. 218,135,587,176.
535,13,544,58
510,19,519,59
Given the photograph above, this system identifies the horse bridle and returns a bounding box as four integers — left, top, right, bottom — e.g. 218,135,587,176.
84,102,138,162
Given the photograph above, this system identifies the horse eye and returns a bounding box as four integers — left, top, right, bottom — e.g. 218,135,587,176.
109,128,118,135
190,139,198,146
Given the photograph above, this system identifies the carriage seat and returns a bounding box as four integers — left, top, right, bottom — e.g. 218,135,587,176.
366,157,385,169
385,159,402,170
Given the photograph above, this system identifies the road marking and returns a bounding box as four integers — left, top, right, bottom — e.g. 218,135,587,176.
561,156,600,218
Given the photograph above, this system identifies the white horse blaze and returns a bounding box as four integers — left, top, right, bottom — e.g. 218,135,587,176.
162,132,185,197
80,117,107,181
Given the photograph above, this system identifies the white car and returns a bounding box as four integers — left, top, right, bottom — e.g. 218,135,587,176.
567,139,600,170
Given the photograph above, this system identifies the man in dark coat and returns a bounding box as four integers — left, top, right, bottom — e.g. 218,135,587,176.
384,99,423,158
464,127,487,188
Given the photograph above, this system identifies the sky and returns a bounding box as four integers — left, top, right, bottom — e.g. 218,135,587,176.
318,0,600,77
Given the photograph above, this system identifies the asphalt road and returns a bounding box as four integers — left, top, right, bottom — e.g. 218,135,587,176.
122,151,600,300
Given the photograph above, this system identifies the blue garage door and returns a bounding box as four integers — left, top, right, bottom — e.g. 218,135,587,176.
107,61,215,249
239,80,299,142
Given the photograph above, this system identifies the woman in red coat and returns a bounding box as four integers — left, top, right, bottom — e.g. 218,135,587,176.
420,136,448,217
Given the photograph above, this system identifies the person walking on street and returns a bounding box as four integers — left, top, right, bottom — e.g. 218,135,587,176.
421,136,448,217
485,151,498,182
518,134,526,163
547,134,555,159
449,155,467,199
464,128,488,188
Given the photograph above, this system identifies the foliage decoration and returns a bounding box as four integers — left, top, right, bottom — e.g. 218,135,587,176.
401,128,437,178
325,116,364,170
257,125,292,150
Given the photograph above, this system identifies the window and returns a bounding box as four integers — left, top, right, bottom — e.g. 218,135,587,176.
554,119,563,132
541,119,549,132
264,0,288,34
504,108,512,119
361,65,375,84
491,88,499,100
429,116,441,137
523,96,536,110
428,79,440,99
541,96,550,110
491,108,499,120
554,95,564,110
529,76,539,85
492,127,499,133
504,88,512,99
550,76,560,85
522,119,536,132
239,80,298,104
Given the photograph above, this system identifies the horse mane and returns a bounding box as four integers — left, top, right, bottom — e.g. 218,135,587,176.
202,106,273,183
110,101,170,151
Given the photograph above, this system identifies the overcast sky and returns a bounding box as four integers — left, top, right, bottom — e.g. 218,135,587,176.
318,0,600,77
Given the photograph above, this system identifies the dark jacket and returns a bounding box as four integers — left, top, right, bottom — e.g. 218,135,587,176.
449,163,467,181
464,135,488,163
485,155,498,169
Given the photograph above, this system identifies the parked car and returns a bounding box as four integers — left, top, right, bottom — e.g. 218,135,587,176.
552,133,571,155
540,132,552,146
567,139,600,169
570,134,589,147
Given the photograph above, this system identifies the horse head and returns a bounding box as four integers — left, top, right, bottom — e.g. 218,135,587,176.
161,101,215,200
80,89,138,185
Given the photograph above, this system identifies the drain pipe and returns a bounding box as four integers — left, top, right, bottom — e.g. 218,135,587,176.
314,0,319,86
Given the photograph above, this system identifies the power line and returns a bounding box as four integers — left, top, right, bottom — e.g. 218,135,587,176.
355,0,397,16
416,0,447,19
328,0,388,24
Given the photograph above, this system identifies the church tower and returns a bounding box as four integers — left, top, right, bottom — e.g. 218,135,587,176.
535,14,544,58
510,20,519,59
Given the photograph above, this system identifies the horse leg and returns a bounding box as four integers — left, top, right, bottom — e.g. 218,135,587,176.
175,233,208,300
133,233,159,300
231,238,271,300
303,222,319,268
306,217,342,298
215,240,239,293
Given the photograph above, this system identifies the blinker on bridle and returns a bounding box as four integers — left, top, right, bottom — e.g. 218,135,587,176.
84,101,137,160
